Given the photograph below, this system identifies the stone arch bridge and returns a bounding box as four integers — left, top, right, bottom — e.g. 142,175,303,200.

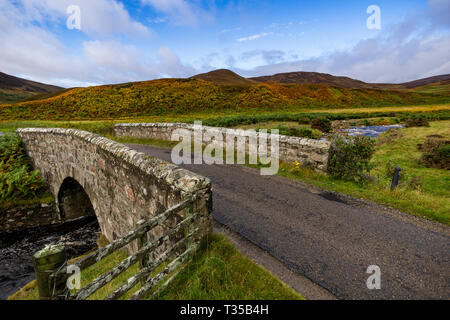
17,128,212,249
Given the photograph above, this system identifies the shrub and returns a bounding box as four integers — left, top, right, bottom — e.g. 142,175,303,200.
328,134,376,182
298,117,311,124
419,135,450,169
0,134,47,202
404,115,430,127
311,118,332,133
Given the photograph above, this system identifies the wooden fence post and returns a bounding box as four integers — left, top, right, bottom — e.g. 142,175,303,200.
184,198,195,249
137,220,149,286
32,243,68,300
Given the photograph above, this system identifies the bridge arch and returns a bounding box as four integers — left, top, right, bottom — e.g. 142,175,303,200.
57,177,96,221
17,128,212,252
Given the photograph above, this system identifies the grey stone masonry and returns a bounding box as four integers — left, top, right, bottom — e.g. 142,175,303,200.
16,128,212,253
114,123,331,172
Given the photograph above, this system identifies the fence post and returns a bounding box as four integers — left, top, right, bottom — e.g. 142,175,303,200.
184,197,195,249
32,243,68,300
137,220,149,286
391,166,402,191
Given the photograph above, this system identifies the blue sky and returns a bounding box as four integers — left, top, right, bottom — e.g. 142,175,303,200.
1,0,449,87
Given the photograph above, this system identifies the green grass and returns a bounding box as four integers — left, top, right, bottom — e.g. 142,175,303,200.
1,107,448,135
412,83,450,95
9,234,303,300
155,234,302,300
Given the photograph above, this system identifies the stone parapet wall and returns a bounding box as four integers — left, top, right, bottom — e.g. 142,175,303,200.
16,128,212,253
115,123,331,172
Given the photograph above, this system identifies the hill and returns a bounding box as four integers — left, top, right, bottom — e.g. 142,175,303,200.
401,74,450,88
250,71,450,91
249,71,384,89
0,72,63,104
191,69,257,86
410,79,450,95
1,78,449,121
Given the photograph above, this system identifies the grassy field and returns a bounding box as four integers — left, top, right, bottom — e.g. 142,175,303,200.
0,105,449,133
9,233,303,300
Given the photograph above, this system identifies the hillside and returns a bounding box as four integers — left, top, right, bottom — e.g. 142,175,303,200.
191,69,257,86
1,78,449,120
401,74,450,88
410,79,450,95
250,71,384,89
0,72,63,104
250,71,450,91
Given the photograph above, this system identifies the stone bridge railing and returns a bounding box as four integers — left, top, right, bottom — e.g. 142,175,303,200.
17,128,212,253
114,123,331,172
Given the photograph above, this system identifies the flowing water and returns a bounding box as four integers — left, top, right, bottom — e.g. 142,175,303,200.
343,124,404,137
0,216,100,300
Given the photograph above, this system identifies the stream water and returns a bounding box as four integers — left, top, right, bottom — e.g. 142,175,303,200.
0,216,100,300
343,124,404,137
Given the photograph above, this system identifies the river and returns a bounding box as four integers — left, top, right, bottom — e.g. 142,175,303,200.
343,124,404,137
0,216,100,300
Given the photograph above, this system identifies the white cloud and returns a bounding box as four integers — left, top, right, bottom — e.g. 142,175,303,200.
0,2,197,87
16,0,151,37
237,32,273,42
157,46,197,77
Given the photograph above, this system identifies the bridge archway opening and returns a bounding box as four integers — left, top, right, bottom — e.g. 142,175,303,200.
58,177,96,221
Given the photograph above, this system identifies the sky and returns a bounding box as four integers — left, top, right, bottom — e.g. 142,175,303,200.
1,0,449,87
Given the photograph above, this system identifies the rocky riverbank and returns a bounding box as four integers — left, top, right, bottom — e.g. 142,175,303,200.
0,215,100,300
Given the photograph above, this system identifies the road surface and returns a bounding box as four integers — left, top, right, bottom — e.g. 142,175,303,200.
127,143,450,300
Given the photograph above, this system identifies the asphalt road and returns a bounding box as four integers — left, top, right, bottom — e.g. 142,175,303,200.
127,143,450,300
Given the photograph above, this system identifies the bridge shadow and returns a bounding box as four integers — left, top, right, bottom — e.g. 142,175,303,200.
58,177,96,221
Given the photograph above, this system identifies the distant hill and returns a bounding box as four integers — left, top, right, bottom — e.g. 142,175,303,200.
191,69,257,86
1,77,449,121
249,71,407,90
251,71,372,88
400,74,450,88
0,72,63,104
250,71,450,91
